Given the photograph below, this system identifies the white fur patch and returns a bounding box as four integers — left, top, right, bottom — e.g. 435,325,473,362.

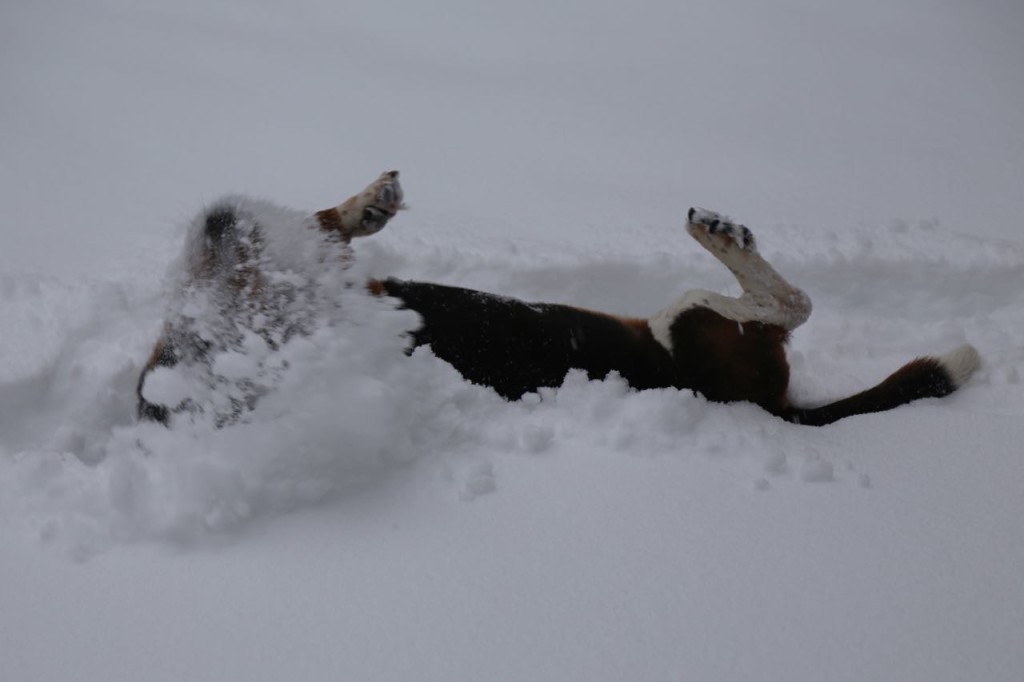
937,344,981,387
140,365,199,410
648,209,812,355
688,207,731,226
647,289,810,353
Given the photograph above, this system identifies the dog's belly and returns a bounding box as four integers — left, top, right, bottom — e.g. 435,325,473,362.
380,279,676,399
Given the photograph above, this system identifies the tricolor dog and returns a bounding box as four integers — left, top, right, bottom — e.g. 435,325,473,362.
138,171,980,427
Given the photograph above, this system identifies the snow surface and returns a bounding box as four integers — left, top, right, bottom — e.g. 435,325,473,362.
3,0,1024,680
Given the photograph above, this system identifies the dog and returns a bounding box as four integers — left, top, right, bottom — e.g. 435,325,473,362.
138,171,980,427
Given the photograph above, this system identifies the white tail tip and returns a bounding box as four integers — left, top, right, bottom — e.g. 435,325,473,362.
937,344,981,388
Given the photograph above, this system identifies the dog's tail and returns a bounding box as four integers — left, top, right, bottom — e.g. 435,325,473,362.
778,344,980,426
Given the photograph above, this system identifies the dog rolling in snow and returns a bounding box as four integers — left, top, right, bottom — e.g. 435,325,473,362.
137,171,408,426
138,171,980,427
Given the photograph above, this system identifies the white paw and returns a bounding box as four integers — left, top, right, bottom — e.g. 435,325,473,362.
687,207,756,252
358,171,406,235
334,170,407,238
370,170,405,216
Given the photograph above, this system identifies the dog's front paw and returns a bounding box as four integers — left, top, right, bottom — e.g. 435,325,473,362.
321,170,407,240
371,170,405,216
352,170,406,236
687,207,756,252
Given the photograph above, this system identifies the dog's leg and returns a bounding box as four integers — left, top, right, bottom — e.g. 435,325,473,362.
684,208,812,329
649,208,811,352
315,170,406,242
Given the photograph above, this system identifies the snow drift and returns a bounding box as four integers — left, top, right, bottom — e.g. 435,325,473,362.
2,206,1020,562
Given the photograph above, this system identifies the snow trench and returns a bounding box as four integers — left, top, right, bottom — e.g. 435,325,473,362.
1,212,1021,557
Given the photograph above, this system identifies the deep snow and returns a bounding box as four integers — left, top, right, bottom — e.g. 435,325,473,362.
2,0,1023,680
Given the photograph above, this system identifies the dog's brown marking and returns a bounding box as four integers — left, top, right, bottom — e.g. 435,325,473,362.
366,278,387,297
315,208,346,238
664,307,791,414
143,339,170,373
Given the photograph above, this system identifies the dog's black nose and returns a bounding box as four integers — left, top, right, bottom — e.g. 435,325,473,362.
688,207,695,222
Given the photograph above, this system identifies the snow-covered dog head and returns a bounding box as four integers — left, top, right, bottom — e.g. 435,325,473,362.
138,171,406,426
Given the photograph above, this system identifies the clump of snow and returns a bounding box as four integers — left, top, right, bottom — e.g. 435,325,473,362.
520,423,556,454
799,452,834,483
445,457,498,501
763,450,789,475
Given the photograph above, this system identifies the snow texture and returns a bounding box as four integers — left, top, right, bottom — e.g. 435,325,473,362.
2,0,1024,681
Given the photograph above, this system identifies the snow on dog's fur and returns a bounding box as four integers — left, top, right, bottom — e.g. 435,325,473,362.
137,171,406,426
139,172,980,427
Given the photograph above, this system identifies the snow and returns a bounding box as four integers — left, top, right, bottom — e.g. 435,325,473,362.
2,0,1024,680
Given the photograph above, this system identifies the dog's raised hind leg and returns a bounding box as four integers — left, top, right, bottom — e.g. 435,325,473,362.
685,208,810,325
648,208,812,352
